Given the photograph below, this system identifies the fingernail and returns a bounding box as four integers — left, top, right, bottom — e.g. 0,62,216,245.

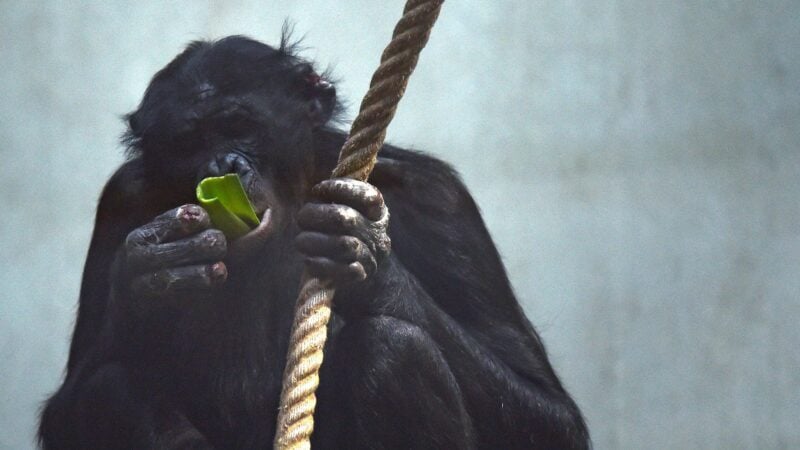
209,262,227,283
177,205,201,222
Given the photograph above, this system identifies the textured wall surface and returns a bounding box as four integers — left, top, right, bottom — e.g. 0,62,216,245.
1,1,798,449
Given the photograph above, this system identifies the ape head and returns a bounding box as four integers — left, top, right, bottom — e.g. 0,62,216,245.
123,35,341,234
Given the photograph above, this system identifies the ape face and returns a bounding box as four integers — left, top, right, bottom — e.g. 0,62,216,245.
124,36,339,235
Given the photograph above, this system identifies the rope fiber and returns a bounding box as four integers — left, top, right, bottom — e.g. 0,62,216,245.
273,1,445,448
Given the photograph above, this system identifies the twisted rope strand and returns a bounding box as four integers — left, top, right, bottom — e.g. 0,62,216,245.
332,0,444,181
273,1,444,449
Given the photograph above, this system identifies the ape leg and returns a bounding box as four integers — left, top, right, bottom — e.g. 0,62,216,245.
40,364,211,450
315,316,476,450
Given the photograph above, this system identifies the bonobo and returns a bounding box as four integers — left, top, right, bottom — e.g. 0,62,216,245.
39,34,589,449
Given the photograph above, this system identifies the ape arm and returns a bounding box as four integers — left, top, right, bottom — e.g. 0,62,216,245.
308,134,587,446
43,159,217,449
339,256,589,449
66,158,211,371
361,148,589,448
373,147,554,379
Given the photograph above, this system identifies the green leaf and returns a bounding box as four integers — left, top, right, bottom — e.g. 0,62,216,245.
196,174,260,239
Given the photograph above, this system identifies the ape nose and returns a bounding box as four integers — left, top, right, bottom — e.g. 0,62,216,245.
197,152,255,185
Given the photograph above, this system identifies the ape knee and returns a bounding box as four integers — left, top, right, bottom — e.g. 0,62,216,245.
335,316,475,448
358,316,433,360
345,316,460,395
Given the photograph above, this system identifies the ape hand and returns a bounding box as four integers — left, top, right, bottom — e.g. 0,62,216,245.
122,204,228,300
296,179,390,284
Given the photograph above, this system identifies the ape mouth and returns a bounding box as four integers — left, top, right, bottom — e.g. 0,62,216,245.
241,208,274,241
226,208,276,262
242,185,270,220
242,189,275,235
196,172,269,236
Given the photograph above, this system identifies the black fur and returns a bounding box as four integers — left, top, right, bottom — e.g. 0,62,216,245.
39,35,589,449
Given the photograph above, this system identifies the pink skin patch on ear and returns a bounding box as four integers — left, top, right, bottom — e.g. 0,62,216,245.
306,73,322,86
306,73,332,90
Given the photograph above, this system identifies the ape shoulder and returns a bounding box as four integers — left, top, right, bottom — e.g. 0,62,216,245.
96,158,164,224
312,129,472,215
67,158,151,371
373,146,469,213
364,143,556,382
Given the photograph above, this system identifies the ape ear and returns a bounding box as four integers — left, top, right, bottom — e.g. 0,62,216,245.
126,112,141,135
292,63,337,127
306,78,337,127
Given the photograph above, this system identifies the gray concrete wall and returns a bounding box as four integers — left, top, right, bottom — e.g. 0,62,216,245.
1,1,798,448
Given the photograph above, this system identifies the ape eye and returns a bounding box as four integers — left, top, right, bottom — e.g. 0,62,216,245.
215,114,257,139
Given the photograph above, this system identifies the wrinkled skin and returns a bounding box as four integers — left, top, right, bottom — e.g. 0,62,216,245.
39,35,589,450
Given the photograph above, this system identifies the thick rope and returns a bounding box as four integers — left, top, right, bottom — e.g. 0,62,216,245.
274,1,444,449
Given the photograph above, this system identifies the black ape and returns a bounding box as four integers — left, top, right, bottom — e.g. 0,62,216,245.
40,35,589,449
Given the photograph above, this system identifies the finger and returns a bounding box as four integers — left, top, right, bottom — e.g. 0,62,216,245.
127,229,227,273
295,232,377,275
297,203,364,235
304,257,367,283
295,232,361,259
130,262,227,299
311,179,385,221
126,205,210,249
